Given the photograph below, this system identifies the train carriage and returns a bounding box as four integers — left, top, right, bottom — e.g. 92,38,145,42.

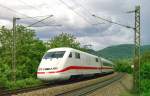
37,47,113,81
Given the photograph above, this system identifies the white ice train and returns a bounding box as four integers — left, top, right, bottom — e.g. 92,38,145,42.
37,47,114,81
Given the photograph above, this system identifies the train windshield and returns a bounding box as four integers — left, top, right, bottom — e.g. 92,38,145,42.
43,51,66,59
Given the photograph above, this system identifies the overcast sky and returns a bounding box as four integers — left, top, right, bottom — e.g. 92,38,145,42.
0,0,149,50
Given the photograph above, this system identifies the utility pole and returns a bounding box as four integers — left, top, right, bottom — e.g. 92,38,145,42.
12,17,20,82
133,5,140,93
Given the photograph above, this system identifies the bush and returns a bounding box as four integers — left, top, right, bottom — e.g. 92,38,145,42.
140,51,150,80
140,62,150,79
140,79,150,93
0,77,8,87
140,51,150,95
114,59,132,73
5,78,42,90
141,91,150,96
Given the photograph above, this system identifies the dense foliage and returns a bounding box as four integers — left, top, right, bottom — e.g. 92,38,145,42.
114,59,132,74
47,33,80,49
0,25,150,93
140,51,150,95
47,32,88,52
0,27,87,89
113,51,150,95
0,25,46,89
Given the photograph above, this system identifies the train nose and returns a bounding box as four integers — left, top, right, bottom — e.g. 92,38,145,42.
37,72,61,81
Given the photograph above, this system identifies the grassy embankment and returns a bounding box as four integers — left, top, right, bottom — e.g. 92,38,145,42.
115,51,150,96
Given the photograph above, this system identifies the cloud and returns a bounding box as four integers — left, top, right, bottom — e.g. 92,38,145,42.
0,19,12,27
0,0,149,50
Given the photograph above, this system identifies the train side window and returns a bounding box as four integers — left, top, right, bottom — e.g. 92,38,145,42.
69,52,72,58
103,62,112,67
95,58,98,62
75,52,80,59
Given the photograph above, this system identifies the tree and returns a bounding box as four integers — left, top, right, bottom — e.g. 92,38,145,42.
47,32,82,50
0,25,46,81
114,59,132,73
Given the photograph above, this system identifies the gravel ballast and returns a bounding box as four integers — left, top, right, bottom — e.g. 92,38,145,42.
15,73,117,96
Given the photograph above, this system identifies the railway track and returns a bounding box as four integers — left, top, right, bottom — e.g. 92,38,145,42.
55,73,125,96
0,82,53,96
0,73,112,96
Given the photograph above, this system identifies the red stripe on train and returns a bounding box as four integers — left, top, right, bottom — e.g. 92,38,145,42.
37,72,45,74
37,66,113,74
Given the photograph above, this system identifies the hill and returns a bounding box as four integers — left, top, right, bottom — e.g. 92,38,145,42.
91,44,150,60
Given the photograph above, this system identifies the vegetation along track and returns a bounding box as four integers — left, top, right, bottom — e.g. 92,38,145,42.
55,73,125,96
0,73,112,96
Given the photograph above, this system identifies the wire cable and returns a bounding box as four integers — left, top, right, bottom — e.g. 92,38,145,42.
71,0,104,25
27,15,53,27
18,0,41,12
92,14,135,29
0,3,53,27
17,0,56,25
58,0,94,25
20,15,54,19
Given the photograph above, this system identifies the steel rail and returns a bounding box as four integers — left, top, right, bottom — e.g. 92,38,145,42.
0,73,113,96
55,73,125,96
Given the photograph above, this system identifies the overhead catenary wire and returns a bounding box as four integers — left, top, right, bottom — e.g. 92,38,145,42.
26,15,62,27
0,3,27,17
0,0,133,30
71,0,104,25
17,0,57,25
27,15,53,27
73,1,91,14
58,0,106,34
20,15,54,19
69,0,105,33
17,0,102,28
18,0,41,12
72,0,135,26
57,0,105,34
0,3,53,27
17,0,52,19
92,14,135,29
58,0,94,25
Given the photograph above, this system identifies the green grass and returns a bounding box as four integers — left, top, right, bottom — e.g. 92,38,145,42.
141,91,150,96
